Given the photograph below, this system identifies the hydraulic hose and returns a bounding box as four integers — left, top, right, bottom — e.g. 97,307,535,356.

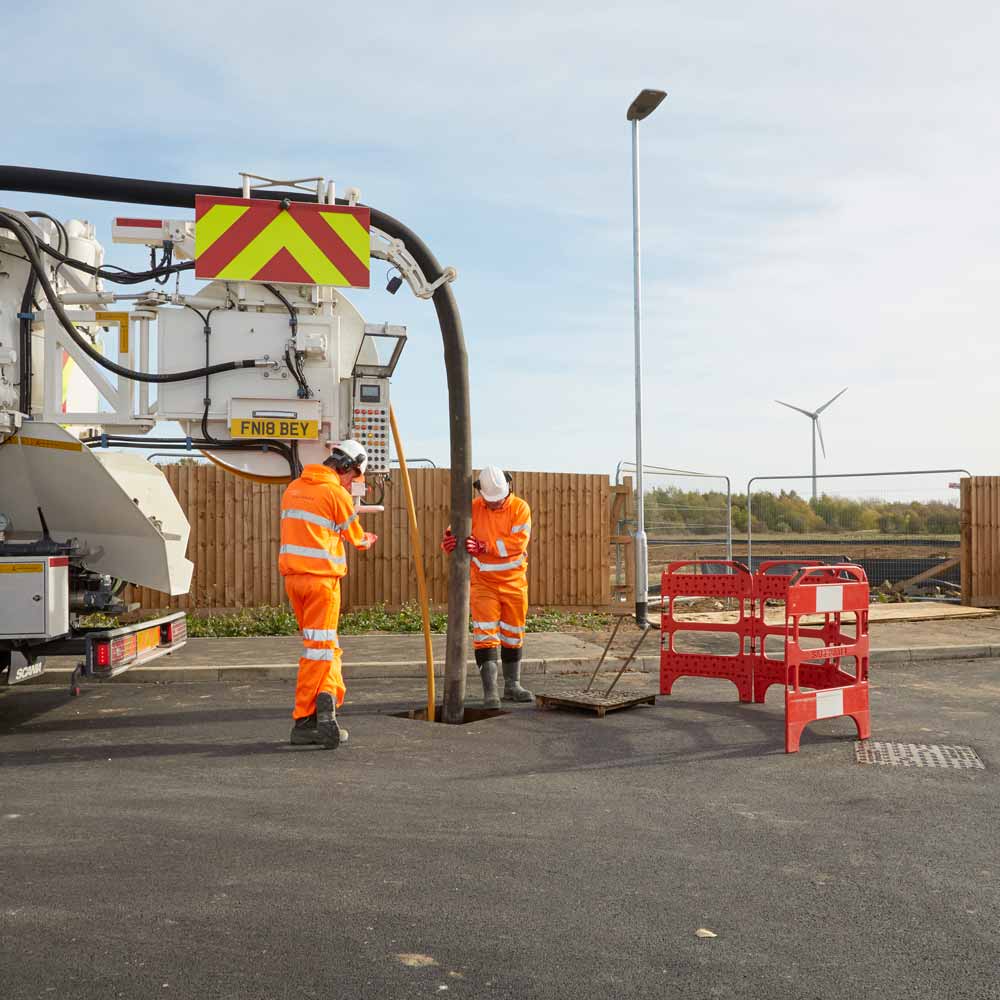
83,434,298,468
0,165,472,724
0,209,261,385
17,259,36,414
40,242,194,284
265,282,310,399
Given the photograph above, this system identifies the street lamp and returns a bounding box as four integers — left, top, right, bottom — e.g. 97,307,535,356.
627,87,666,627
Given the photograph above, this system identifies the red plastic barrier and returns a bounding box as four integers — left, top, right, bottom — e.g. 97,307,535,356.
660,561,756,702
783,565,871,753
658,561,871,754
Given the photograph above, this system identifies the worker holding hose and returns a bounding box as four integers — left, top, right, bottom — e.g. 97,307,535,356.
441,465,533,708
279,441,377,749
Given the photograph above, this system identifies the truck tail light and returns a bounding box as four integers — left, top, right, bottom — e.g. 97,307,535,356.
94,641,111,668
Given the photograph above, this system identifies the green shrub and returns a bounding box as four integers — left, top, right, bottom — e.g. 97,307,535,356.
179,603,610,637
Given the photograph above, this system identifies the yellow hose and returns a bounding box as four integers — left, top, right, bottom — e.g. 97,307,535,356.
388,404,436,721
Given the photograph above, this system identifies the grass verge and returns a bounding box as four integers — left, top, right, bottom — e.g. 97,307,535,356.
76,604,612,638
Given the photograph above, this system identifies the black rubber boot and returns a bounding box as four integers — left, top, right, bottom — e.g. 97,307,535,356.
315,692,349,750
501,648,533,702
475,648,502,710
289,713,321,746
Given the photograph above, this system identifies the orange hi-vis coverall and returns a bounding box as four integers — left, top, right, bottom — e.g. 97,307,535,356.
279,464,368,720
469,494,532,651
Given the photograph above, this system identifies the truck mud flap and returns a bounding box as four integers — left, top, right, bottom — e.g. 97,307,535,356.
3,651,46,686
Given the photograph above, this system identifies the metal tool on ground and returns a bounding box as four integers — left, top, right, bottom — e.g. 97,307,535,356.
585,618,653,699
583,613,628,691
534,615,657,718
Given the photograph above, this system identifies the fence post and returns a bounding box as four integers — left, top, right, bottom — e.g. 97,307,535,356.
609,478,630,606
623,475,635,608
961,478,972,605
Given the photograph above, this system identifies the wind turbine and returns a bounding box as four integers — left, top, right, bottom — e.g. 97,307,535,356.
775,388,848,500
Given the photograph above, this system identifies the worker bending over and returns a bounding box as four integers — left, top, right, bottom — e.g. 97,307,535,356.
442,465,533,708
279,441,377,748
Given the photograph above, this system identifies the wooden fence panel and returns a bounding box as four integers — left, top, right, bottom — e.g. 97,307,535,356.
127,466,611,611
964,476,1000,607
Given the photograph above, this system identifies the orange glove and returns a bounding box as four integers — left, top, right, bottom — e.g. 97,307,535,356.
360,532,378,549
465,536,487,556
441,529,457,553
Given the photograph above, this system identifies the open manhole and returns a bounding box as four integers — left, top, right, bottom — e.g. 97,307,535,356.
855,741,985,769
391,706,510,725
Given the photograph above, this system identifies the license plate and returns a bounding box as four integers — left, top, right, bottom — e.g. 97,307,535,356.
229,418,318,440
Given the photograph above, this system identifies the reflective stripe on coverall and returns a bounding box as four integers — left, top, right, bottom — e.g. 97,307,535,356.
469,494,532,651
279,464,367,719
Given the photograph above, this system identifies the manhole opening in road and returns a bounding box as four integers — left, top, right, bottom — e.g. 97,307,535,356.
391,706,511,725
855,741,985,769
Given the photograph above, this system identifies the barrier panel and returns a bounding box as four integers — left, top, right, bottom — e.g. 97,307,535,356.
753,560,841,704
783,565,870,753
659,560,871,753
660,561,755,702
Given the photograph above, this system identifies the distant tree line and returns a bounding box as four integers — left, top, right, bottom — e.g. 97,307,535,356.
636,487,960,536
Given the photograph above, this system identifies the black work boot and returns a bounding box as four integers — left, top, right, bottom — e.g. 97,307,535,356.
501,648,533,702
289,713,321,746
315,692,349,750
475,648,502,710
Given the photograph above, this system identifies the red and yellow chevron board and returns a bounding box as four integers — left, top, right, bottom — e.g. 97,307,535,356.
194,195,371,287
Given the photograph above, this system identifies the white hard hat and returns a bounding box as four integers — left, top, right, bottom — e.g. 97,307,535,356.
329,439,368,475
476,465,510,502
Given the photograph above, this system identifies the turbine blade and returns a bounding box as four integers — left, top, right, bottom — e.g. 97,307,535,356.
815,386,848,414
816,417,827,458
775,400,814,418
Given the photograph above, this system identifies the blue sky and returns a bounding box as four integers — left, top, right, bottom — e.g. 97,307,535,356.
3,0,998,492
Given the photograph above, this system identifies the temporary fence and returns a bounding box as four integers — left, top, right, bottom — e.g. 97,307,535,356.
744,470,970,602
612,461,732,606
126,464,610,611
660,559,871,753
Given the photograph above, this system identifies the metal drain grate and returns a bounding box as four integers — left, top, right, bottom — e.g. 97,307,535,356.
855,741,985,769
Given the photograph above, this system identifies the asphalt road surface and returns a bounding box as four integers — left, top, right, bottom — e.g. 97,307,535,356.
1,663,998,1000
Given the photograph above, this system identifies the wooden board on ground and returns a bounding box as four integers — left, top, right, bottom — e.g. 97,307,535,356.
535,689,656,718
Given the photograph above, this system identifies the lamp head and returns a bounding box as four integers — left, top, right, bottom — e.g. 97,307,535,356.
627,89,667,122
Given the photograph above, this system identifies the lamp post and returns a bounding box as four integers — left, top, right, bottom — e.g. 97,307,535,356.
627,87,666,626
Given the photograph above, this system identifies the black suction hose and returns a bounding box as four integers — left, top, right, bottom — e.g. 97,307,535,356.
0,166,472,723
16,261,36,414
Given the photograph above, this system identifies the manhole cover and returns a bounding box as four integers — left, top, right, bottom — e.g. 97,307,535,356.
855,741,985,769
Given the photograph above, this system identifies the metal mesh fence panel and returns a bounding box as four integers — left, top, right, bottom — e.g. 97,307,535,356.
743,470,967,601
613,465,732,600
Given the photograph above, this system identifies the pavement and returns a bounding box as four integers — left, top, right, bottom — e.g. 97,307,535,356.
25,611,1000,686
2,659,998,999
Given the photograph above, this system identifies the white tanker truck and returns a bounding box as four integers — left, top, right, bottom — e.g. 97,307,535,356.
0,173,444,693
